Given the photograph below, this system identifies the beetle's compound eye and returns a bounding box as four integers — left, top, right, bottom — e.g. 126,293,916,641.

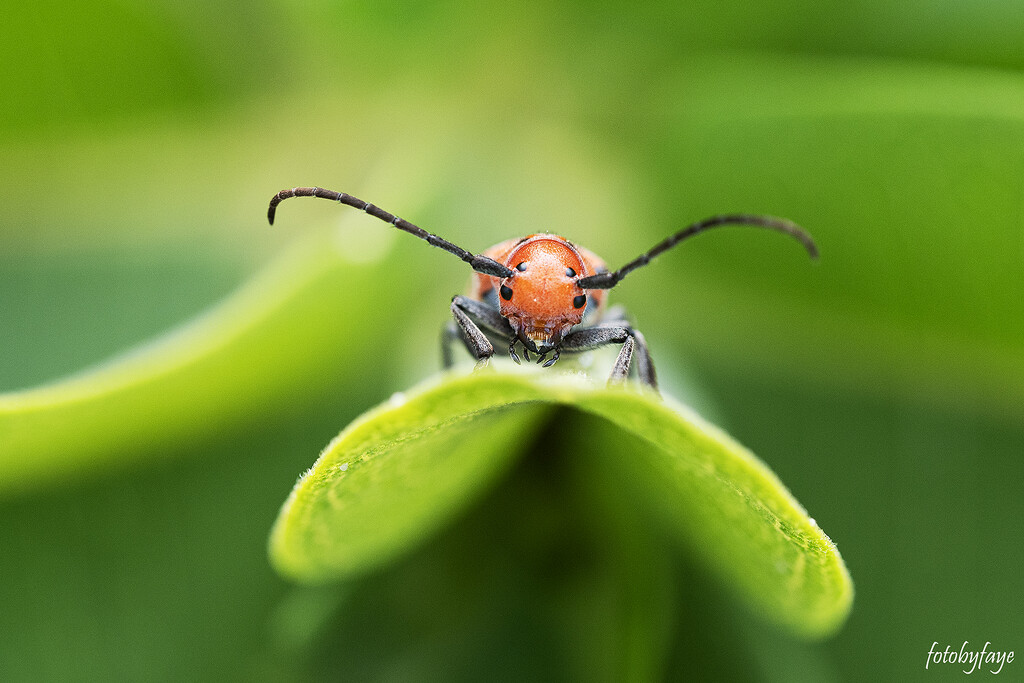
500,284,514,301
565,266,576,277
573,294,586,309
516,262,528,272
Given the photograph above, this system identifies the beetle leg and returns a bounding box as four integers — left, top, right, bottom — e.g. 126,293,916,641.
451,296,514,337
560,324,658,390
609,336,635,383
628,329,655,386
450,300,495,364
445,295,518,367
441,321,461,369
508,338,521,364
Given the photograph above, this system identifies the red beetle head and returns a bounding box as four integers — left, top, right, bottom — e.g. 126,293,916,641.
497,236,591,353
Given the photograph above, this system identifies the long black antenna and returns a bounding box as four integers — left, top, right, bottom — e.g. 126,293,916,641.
268,187,514,278
577,214,818,289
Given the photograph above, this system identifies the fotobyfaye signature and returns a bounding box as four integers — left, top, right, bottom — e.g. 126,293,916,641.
927,642,1015,674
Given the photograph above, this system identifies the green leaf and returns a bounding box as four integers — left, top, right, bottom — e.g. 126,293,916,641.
269,368,853,639
0,227,406,495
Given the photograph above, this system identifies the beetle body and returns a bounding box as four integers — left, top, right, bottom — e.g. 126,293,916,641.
473,235,608,354
268,186,818,392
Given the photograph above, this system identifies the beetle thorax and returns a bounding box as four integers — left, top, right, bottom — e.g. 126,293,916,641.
497,237,590,352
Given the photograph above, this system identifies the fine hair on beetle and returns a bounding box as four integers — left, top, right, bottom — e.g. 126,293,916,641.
268,186,818,393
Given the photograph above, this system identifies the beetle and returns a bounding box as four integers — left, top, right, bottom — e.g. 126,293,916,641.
268,187,818,392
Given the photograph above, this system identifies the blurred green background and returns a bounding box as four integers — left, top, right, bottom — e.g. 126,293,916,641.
2,1,1022,680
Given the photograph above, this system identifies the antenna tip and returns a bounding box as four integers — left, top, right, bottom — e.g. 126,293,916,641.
267,196,279,226
804,238,820,261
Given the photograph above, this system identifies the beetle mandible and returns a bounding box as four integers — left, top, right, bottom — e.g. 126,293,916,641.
268,187,818,392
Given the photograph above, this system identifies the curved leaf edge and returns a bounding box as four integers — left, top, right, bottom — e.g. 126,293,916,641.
268,367,853,638
0,228,386,495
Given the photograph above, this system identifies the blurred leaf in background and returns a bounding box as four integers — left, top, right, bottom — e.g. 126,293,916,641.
1,0,1022,680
